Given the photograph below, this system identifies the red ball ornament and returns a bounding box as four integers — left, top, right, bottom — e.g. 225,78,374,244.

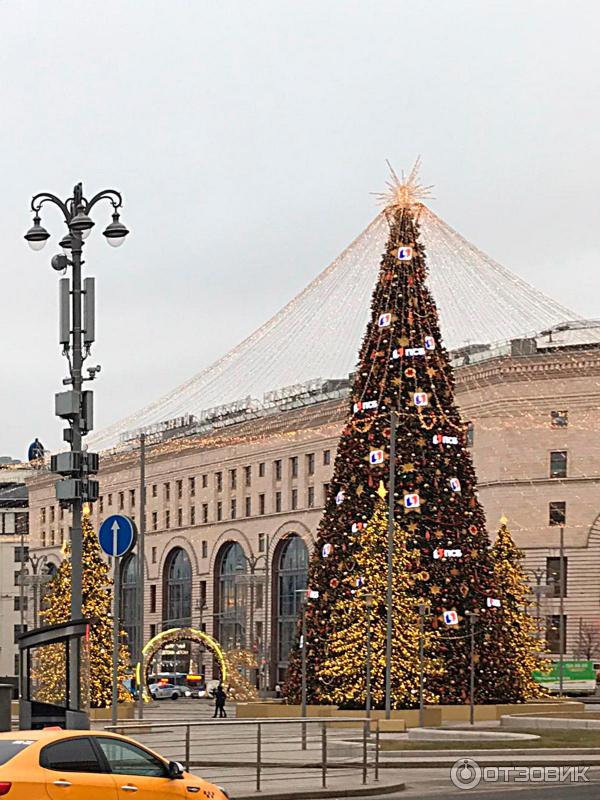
329,578,339,588
468,524,478,534
405,367,416,378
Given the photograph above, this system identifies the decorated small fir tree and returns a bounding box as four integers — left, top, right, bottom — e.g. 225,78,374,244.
487,518,548,700
38,509,130,708
317,498,442,708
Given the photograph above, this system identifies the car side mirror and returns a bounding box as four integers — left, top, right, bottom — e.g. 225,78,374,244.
167,761,185,779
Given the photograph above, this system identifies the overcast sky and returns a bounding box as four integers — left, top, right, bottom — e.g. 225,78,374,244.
2,0,599,458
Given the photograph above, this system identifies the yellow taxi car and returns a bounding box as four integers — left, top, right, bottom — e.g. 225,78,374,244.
0,728,230,799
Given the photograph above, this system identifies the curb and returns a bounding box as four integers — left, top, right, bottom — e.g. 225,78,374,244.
232,781,405,800
375,757,600,769
379,747,600,759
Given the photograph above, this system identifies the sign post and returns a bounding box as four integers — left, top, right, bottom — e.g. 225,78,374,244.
98,514,137,726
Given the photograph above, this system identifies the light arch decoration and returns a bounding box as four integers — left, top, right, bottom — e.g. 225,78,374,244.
135,627,228,699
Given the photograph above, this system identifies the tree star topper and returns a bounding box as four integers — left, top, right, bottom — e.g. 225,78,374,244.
374,157,434,211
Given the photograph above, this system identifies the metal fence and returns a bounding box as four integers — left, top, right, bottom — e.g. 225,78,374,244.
105,717,380,792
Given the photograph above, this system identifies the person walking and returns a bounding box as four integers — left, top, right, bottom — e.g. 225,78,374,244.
213,683,227,718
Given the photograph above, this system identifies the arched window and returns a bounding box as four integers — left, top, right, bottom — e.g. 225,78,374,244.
275,535,308,683
162,548,192,629
120,553,139,657
215,542,246,651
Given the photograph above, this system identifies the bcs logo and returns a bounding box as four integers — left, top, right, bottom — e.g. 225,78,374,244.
306,589,320,600
449,477,461,492
351,522,366,533
413,392,428,407
486,597,501,608
443,610,459,626
369,449,384,465
335,490,345,505
432,434,459,445
378,313,392,328
353,399,378,413
322,543,333,558
397,246,413,261
404,492,420,509
424,336,436,350
433,547,463,560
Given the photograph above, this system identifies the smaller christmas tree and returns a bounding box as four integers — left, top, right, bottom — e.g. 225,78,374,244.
38,508,130,708
315,496,443,709
487,518,548,701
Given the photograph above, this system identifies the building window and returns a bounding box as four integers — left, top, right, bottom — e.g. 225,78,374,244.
201,474,208,489
550,451,567,478
549,501,566,526
152,484,157,498
41,531,46,547
259,494,265,515
40,507,46,524
258,532,266,553
215,543,246,650
546,556,567,597
202,503,208,524
274,460,282,481
128,489,135,507
323,449,331,466
291,488,298,510
275,492,282,513
177,508,183,527
164,483,171,502
152,511,158,531
151,546,157,564
108,493,113,507
50,530,56,546
60,506,65,521
255,583,264,610
466,422,474,448
190,506,196,525
217,501,223,522
189,477,196,497
14,570,23,586
1,512,15,535
118,492,124,510
275,535,308,683
150,623,157,639
259,462,265,478
162,548,192,632
120,554,140,657
323,483,330,504
245,497,251,517
165,510,171,530
290,456,298,479
50,507,55,523
551,410,568,428
244,465,252,487
99,496,104,514
546,615,567,654
176,480,183,500
150,583,157,614
14,545,29,563
14,596,27,612
14,624,27,642
202,540,208,559
306,453,315,475
230,499,237,520
198,580,207,610
216,472,223,492
230,469,237,490
307,486,315,508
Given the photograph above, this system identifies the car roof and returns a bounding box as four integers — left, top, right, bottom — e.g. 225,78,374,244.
0,730,131,743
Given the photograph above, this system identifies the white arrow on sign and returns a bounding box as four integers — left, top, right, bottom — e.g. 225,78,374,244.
111,520,119,557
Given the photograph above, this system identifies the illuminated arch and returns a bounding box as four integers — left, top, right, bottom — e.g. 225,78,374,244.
135,627,228,699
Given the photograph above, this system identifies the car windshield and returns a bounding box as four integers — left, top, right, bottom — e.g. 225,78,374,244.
0,740,35,765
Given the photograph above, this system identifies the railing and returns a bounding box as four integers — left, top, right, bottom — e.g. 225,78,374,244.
105,717,378,793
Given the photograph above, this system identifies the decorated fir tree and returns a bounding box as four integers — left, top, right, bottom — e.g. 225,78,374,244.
38,509,130,708
285,165,510,706
317,498,442,708
487,518,548,700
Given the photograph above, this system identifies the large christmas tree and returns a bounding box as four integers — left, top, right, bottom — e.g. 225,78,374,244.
38,509,130,708
285,166,531,706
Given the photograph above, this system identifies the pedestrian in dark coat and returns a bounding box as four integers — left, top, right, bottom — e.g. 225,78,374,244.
213,683,227,718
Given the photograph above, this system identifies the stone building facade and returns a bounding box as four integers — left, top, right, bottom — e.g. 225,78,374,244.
23,340,600,683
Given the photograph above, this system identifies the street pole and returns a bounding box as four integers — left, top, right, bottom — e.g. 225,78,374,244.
301,603,307,750
263,535,270,695
111,549,120,726
466,611,478,725
559,526,565,698
418,604,426,728
385,409,397,720
138,432,146,720
365,594,373,721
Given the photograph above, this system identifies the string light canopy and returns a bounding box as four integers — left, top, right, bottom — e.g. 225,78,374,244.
89,167,579,451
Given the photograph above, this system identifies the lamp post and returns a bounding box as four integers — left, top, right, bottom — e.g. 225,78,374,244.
24,182,129,726
558,526,565,698
465,611,479,726
385,409,397,720
364,593,374,720
295,588,309,750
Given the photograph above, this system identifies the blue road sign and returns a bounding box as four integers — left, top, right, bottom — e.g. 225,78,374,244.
98,514,137,558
